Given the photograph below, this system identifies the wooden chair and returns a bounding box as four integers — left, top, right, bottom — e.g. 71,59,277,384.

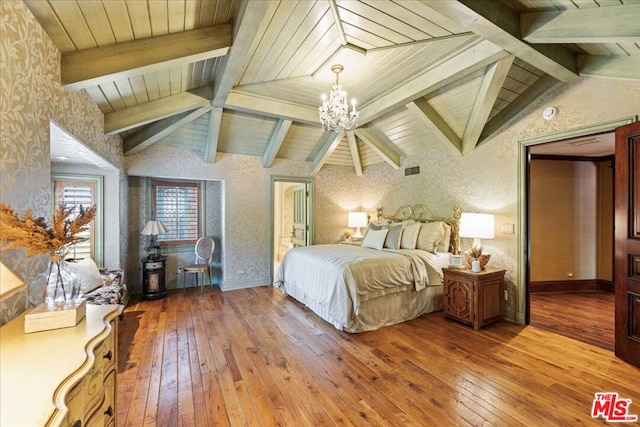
181,237,215,291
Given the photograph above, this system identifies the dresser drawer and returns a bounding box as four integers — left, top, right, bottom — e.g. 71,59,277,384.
83,340,105,414
102,320,117,373
102,369,117,425
63,380,84,427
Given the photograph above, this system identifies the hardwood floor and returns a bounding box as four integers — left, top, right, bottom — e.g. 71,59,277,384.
530,291,615,351
117,286,640,426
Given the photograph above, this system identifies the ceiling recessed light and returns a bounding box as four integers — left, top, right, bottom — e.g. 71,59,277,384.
52,156,71,161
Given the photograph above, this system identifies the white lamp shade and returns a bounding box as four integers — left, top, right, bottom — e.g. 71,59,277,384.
459,213,495,239
348,211,368,228
141,220,168,236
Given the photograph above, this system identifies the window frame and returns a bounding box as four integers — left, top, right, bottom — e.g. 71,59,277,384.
151,179,202,248
51,174,104,266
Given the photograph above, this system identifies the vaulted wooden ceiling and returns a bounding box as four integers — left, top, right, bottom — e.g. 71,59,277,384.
26,0,640,174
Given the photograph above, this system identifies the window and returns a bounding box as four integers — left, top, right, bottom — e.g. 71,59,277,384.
152,180,200,246
52,176,103,263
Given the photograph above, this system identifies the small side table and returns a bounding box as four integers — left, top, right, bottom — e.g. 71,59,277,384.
442,267,506,330
141,255,167,300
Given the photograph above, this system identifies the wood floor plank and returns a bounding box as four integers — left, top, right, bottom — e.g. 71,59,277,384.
117,287,640,426
175,292,197,427
530,291,614,350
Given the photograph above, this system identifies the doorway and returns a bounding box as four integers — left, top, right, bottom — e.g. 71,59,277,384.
270,176,314,282
518,117,636,349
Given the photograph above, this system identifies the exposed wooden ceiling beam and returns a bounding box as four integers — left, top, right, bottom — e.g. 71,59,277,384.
479,74,559,144
462,55,514,154
62,25,232,91
422,0,578,82
328,0,348,46
225,90,319,125
354,128,401,170
212,1,279,106
205,107,223,164
406,99,462,155
358,39,508,125
313,132,343,173
578,55,640,81
521,5,640,44
346,131,363,176
263,119,292,168
124,106,212,155
104,86,213,135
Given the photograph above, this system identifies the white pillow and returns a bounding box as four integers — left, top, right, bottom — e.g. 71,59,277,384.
361,228,388,251
400,222,421,249
416,222,444,253
68,258,104,294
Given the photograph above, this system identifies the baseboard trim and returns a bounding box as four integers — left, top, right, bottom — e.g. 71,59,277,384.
530,279,613,293
220,279,269,291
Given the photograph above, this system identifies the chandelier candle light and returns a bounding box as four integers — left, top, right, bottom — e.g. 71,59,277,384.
319,64,359,132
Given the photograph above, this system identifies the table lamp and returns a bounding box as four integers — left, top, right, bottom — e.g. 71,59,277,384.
141,220,168,259
348,211,368,240
459,212,495,271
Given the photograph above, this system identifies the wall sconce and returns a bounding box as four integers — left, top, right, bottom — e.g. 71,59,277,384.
348,212,368,240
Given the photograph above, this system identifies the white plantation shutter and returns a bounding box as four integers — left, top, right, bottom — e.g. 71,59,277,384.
53,180,95,260
153,181,200,245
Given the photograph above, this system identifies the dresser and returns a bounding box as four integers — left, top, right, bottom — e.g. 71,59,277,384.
0,304,122,426
443,267,506,330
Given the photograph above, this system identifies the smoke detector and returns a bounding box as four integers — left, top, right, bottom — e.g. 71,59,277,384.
543,106,558,120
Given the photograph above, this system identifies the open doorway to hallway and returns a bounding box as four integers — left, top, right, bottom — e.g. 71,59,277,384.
526,132,615,351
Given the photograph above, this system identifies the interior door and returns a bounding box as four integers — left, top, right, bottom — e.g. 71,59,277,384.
291,184,308,247
614,121,640,368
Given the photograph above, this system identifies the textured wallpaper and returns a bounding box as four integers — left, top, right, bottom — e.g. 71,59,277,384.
0,1,124,325
126,177,222,293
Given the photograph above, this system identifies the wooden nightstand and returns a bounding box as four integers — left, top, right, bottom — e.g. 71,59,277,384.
442,267,506,330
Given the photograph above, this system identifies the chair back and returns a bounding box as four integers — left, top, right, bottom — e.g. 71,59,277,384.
194,237,215,265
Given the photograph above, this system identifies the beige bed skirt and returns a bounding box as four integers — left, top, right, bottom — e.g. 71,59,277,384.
281,283,443,333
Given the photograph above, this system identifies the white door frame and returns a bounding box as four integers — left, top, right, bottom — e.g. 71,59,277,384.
270,176,314,282
516,116,636,325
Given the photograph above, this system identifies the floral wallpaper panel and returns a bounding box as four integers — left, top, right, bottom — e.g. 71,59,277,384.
0,1,125,326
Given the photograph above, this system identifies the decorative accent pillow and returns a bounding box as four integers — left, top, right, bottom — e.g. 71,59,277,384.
416,222,444,253
68,258,104,294
362,220,389,240
361,228,389,251
400,222,421,249
437,222,452,252
383,223,403,250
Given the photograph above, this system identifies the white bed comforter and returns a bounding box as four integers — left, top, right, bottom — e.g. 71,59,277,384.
274,244,449,330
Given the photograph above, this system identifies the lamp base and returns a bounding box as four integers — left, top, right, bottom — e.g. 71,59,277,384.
352,227,364,239
464,252,491,270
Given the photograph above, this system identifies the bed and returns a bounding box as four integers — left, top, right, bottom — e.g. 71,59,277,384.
274,205,461,332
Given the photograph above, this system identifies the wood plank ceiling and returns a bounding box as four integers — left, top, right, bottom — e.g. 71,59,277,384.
25,0,640,174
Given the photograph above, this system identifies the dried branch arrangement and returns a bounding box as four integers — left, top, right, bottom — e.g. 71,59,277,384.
0,204,96,257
